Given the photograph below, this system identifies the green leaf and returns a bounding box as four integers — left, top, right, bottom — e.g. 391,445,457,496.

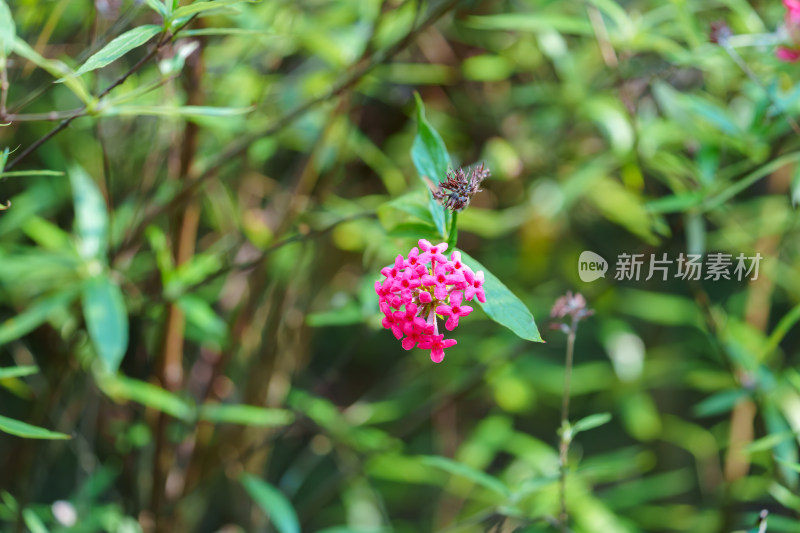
746,431,798,454
0,170,64,178
0,0,15,56
572,412,612,435
12,37,93,105
419,455,510,498
177,294,228,346
98,375,194,420
183,28,277,37
99,105,253,118
411,93,451,238
467,13,594,35
692,389,749,418
172,0,254,19
69,165,108,261
74,25,161,76
144,0,168,18
240,474,300,533
0,365,38,379
0,413,70,439
82,275,128,374
199,404,294,427
0,288,80,346
456,250,543,342
22,509,48,533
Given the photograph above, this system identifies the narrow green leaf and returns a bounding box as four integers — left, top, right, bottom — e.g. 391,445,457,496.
456,250,543,342
82,275,128,374
692,389,749,418
0,289,80,346
183,28,277,37
241,474,300,533
746,431,798,454
12,37,93,105
467,14,594,35
776,458,800,474
69,165,108,261
572,412,612,435
0,366,38,379
0,413,70,439
98,375,194,420
199,404,295,427
172,0,253,19
99,105,253,118
419,455,510,498
411,93,451,238
0,0,15,56
144,0,168,18
22,509,48,533
0,170,64,178
74,25,161,76
177,294,228,346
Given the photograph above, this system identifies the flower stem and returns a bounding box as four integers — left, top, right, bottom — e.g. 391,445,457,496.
447,211,458,249
559,316,578,531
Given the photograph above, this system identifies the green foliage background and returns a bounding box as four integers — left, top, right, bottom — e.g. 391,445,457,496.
0,0,799,532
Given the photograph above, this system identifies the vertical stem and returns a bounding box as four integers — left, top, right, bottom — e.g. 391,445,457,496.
447,211,458,249
559,317,577,531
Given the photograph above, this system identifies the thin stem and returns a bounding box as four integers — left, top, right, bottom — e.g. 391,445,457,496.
559,316,578,532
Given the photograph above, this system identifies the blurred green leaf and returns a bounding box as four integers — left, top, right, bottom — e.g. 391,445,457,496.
70,165,108,261
99,375,194,420
0,413,69,440
22,508,48,533
0,170,64,178
144,0,168,18
692,389,749,418
0,288,80,345
240,474,300,533
0,365,38,379
12,37,93,104
172,0,253,19
457,250,543,342
100,105,253,118
572,412,612,435
177,294,228,346
419,455,511,498
411,93,451,239
74,25,161,76
746,431,798,454
0,0,15,56
199,404,294,427
467,13,593,35
82,275,128,374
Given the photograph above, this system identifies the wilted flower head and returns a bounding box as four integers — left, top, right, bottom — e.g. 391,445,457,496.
432,163,490,212
376,240,486,363
550,291,593,327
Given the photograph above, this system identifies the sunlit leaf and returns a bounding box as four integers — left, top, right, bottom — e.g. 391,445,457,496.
0,413,70,439
241,474,300,533
457,250,543,342
0,0,15,56
98,375,194,420
82,275,128,374
172,0,254,19
419,455,510,498
0,366,38,379
69,165,108,261
199,404,294,427
74,25,161,76
572,412,612,435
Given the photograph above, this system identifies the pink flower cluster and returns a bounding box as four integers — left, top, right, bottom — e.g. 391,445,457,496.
779,0,800,61
376,239,486,363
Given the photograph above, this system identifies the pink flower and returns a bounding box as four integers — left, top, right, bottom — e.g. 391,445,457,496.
419,335,457,363
418,240,449,264
463,269,486,303
778,46,800,62
375,239,485,363
436,292,473,331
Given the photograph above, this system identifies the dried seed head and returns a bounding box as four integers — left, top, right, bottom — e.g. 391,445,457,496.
432,163,490,212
